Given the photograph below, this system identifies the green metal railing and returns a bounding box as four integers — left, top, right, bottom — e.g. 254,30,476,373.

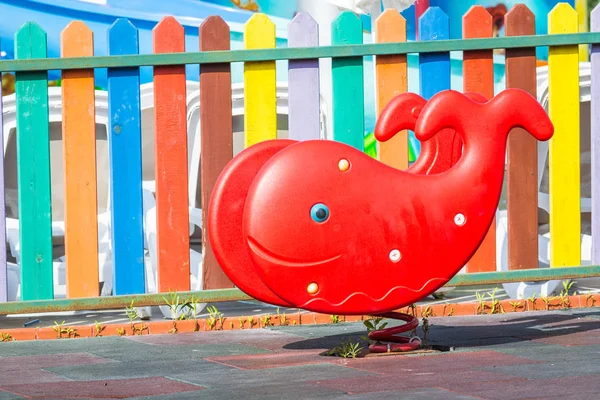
0,33,597,72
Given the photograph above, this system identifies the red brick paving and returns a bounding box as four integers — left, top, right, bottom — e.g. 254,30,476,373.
531,329,600,346
344,350,543,374
440,374,600,400
206,349,337,370
126,329,305,352
315,370,525,394
2,377,203,399
0,353,112,386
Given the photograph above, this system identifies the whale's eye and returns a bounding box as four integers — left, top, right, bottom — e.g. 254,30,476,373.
310,203,329,223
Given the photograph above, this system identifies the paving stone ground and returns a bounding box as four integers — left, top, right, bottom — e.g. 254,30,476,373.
2,309,600,399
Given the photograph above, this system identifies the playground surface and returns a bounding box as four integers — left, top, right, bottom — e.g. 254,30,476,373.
1,309,600,399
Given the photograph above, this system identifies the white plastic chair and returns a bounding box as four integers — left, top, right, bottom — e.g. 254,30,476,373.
496,63,594,298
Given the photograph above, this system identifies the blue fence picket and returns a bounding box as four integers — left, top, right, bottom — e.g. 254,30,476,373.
107,18,145,295
418,7,451,99
288,12,321,141
415,8,450,157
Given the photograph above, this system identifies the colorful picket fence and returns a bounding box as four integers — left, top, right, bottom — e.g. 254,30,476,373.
0,3,599,313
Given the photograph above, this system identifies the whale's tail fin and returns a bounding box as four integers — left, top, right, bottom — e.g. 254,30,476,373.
415,89,553,144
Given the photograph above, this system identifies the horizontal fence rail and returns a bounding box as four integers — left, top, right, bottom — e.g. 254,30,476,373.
0,33,600,72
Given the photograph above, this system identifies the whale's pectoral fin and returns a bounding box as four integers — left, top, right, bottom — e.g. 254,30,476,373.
376,91,489,175
374,93,427,142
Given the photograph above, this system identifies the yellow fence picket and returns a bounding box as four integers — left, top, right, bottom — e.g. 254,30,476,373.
244,14,277,148
548,3,581,268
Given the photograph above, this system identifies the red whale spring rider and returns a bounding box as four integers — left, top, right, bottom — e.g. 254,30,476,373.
207,89,554,351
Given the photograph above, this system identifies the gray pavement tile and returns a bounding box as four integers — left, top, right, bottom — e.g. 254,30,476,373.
89,342,269,362
129,383,346,400
168,363,374,391
441,374,600,400
0,337,126,357
487,343,600,362
479,359,600,379
0,336,268,361
0,391,26,400
341,388,481,400
46,359,232,381
272,323,365,339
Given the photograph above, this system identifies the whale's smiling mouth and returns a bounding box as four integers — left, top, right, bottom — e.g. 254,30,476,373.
247,236,342,268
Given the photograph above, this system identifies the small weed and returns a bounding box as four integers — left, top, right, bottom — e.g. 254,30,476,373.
562,280,575,295
276,308,289,326
163,291,184,320
206,306,225,331
0,333,13,342
260,314,273,328
168,322,178,334
475,291,487,314
131,323,148,336
363,317,388,333
509,301,524,312
206,318,217,331
585,293,596,307
238,317,246,329
487,288,504,314
407,304,417,317
327,339,363,358
558,280,575,309
163,292,198,320
185,295,201,319
362,317,388,344
421,317,431,347
116,327,126,336
247,316,256,329
330,315,341,324
421,306,434,318
125,300,139,322
442,304,454,317
52,320,65,339
540,296,553,311
93,321,105,337
52,320,78,339
125,300,147,335
527,293,537,311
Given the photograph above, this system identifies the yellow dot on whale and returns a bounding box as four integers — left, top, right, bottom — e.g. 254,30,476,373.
307,282,319,294
338,159,350,172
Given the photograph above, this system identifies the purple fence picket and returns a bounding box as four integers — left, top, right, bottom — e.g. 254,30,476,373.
288,12,320,141
591,6,600,264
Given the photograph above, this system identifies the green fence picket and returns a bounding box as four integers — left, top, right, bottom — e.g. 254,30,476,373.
14,22,53,300
332,11,364,151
